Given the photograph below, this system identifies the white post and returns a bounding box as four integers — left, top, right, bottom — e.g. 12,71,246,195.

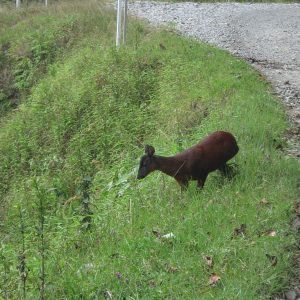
116,0,122,47
122,0,128,44
45,0,48,6
16,0,21,8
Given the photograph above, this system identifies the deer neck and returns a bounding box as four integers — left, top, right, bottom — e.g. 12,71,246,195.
154,155,185,178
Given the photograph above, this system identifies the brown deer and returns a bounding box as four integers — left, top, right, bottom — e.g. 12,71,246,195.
137,131,239,190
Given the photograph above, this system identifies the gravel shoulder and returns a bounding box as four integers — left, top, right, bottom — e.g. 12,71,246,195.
128,2,300,156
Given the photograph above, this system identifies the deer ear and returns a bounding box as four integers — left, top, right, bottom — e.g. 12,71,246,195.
145,145,155,157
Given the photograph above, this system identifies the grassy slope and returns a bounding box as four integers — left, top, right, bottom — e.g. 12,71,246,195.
0,1,114,118
0,1,299,299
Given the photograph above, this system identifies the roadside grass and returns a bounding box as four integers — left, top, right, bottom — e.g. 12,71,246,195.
0,0,114,118
0,1,299,299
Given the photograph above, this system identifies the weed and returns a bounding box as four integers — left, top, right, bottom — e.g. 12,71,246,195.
17,207,28,300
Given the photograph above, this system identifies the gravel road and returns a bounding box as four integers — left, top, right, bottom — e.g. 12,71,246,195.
128,2,300,157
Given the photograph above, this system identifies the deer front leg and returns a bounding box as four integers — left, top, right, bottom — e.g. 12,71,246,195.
175,178,189,192
218,163,238,179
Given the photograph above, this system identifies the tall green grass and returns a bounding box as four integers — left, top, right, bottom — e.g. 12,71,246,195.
0,0,114,118
0,1,299,299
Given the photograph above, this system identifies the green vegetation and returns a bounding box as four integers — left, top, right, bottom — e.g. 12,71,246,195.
0,0,114,117
0,1,299,299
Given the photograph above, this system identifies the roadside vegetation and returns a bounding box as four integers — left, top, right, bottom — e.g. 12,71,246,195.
0,1,299,299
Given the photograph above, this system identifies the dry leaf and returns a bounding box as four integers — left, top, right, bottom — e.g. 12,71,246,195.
152,229,161,238
104,290,113,299
209,273,221,286
148,279,156,287
203,256,214,268
161,233,176,239
268,230,276,237
233,224,246,238
294,203,300,215
166,265,179,273
259,198,269,205
262,229,276,237
266,254,278,266
64,195,80,206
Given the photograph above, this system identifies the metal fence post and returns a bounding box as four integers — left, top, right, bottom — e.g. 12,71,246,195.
116,0,122,47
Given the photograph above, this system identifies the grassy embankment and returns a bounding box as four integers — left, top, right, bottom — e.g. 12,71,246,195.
0,1,299,299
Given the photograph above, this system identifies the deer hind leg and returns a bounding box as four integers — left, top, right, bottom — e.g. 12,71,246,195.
197,174,208,189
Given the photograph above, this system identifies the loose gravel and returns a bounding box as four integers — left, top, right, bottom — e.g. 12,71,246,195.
128,2,300,299
128,1,300,157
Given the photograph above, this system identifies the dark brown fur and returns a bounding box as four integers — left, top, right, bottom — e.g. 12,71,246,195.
137,131,239,189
